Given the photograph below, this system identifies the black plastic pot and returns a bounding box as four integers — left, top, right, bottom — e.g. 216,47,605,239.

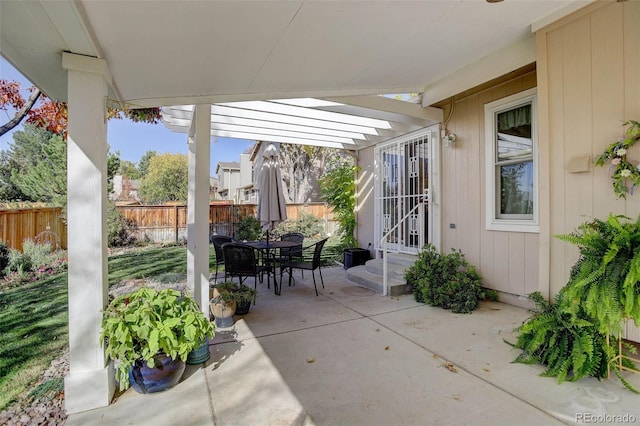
343,248,371,269
234,299,251,315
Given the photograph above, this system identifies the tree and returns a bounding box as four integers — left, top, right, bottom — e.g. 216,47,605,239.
107,150,121,194
0,124,121,204
278,144,350,203
137,150,157,179
118,160,140,180
138,153,188,204
319,156,358,248
0,79,161,138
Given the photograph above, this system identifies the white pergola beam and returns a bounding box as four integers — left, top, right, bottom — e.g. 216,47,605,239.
323,94,443,123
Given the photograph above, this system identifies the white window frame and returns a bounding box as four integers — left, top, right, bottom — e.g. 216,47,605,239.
484,88,539,233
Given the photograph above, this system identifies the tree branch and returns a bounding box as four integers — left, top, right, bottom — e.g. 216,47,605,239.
0,88,41,137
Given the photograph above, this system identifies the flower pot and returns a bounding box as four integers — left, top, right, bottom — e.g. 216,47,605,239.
210,297,236,328
186,339,211,365
128,353,186,394
234,299,251,315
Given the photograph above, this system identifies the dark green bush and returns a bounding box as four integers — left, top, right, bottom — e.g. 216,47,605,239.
235,215,262,241
0,241,9,277
405,244,485,314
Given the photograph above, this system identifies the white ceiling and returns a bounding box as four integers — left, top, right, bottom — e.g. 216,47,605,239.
1,0,591,149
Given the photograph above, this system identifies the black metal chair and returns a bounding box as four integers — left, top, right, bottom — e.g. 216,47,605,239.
222,242,271,291
278,232,304,283
210,236,233,283
280,238,328,296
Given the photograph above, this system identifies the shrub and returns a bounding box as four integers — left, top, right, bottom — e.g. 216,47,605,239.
235,215,262,241
7,247,32,274
0,241,8,278
108,203,137,247
21,239,52,271
273,212,324,238
405,244,485,314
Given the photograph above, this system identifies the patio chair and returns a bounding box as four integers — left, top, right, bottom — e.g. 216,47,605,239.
280,238,328,296
278,232,304,283
210,236,233,283
222,242,271,291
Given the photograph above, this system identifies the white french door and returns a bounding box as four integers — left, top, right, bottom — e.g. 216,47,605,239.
374,125,440,254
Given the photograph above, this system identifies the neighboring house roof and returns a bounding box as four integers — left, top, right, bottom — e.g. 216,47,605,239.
215,162,240,175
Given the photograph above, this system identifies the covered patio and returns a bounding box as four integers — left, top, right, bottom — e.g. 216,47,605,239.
0,0,606,415
65,267,640,425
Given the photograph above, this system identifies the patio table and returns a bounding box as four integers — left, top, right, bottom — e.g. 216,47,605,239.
244,240,300,295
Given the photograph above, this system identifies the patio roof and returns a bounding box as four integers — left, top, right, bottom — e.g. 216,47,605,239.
1,1,591,109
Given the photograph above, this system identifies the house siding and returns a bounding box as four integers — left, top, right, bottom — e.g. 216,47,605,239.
439,69,539,300
356,147,376,250
537,0,640,340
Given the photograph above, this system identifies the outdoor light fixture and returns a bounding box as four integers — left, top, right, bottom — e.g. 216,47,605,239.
443,133,457,148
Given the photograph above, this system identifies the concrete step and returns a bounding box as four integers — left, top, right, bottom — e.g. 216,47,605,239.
346,265,412,296
365,259,409,280
385,252,419,268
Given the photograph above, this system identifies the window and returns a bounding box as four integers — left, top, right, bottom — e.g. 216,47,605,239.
484,88,538,233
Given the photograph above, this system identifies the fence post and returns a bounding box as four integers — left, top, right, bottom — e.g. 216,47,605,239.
174,205,179,242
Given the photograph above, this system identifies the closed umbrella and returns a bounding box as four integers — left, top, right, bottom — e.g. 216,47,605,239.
258,143,287,243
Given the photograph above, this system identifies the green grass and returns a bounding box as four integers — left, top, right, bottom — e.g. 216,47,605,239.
0,244,217,411
0,239,342,411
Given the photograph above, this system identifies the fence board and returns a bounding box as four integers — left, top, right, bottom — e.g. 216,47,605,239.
0,203,336,250
0,207,67,251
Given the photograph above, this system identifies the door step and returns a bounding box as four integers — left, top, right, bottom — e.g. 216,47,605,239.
345,253,416,296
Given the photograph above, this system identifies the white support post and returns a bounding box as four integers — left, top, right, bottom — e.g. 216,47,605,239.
187,104,212,315
62,53,114,414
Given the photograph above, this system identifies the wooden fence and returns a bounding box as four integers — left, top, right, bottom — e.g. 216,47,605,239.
120,203,336,242
0,203,336,250
0,207,67,251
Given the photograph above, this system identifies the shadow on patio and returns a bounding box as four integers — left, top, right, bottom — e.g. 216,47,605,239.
67,266,640,425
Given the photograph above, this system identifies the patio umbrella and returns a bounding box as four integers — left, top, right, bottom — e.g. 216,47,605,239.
258,143,287,243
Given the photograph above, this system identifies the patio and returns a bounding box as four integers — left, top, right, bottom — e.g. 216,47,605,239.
66,267,640,425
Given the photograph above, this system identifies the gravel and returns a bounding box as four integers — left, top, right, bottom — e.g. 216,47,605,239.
0,347,69,426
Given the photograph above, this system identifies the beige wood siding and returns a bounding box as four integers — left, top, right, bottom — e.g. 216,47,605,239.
356,147,376,250
537,1,640,339
439,70,538,297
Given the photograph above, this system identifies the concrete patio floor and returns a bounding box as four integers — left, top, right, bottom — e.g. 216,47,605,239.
67,266,640,425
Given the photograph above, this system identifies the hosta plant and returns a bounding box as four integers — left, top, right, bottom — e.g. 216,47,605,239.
101,287,215,390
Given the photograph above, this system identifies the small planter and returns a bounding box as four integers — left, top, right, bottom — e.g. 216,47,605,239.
128,353,186,394
210,297,236,328
234,299,251,315
186,339,211,365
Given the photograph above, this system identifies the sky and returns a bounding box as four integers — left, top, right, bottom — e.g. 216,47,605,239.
0,58,254,177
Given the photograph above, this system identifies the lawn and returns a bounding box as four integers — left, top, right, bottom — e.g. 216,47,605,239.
0,244,215,411
0,239,343,410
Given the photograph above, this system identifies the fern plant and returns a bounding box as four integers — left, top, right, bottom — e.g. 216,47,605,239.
511,214,640,392
555,214,640,335
511,291,638,392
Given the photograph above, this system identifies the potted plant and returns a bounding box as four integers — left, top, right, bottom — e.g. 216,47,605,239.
232,283,257,315
210,281,239,327
101,287,216,393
